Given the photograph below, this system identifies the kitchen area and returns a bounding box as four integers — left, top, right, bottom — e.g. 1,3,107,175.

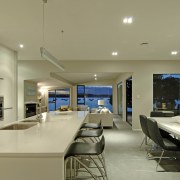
0,44,91,180
0,111,88,180
0,45,17,127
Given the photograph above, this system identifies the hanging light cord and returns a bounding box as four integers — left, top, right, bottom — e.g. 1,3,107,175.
42,0,47,47
61,30,64,59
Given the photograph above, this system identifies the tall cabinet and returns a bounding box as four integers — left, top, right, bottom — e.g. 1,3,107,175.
0,45,17,125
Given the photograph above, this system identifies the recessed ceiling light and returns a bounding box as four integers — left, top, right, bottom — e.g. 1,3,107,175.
112,52,118,56
19,44,24,48
94,74,97,77
171,51,178,55
123,17,133,24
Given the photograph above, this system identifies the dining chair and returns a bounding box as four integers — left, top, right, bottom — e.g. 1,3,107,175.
150,111,174,138
146,118,180,171
139,115,151,149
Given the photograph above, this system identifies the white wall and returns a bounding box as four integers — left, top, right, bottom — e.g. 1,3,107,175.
0,44,17,126
18,60,71,119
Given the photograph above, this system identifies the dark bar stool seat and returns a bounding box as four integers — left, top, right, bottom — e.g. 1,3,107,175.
75,127,103,142
80,121,101,129
65,135,108,180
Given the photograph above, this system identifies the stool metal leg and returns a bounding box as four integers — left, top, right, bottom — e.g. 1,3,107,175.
70,158,72,180
73,156,98,180
64,158,68,180
89,155,106,180
99,154,108,179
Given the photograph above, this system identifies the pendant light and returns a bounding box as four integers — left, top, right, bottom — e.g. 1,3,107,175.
40,0,64,71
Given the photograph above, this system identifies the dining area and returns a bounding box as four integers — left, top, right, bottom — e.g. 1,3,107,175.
140,112,180,172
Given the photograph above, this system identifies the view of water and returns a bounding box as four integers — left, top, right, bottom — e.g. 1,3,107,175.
49,97,113,112
49,86,113,112
49,97,70,111
78,97,112,112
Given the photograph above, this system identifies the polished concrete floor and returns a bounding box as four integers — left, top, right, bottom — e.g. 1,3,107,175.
104,115,180,180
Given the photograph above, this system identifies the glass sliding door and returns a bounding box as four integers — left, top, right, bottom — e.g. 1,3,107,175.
126,77,132,125
55,89,70,108
48,88,70,111
77,85,113,112
77,85,85,105
48,90,56,111
117,82,123,116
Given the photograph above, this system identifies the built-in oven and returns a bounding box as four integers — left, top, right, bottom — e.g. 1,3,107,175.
0,96,4,120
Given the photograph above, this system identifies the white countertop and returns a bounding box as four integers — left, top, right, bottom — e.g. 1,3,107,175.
0,111,88,157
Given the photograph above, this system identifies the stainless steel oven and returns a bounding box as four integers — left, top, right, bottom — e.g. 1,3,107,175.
0,96,4,120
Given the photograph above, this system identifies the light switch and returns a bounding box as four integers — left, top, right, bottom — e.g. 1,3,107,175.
137,95,140,99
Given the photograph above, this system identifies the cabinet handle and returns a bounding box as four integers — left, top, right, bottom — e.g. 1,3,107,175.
3,107,13,110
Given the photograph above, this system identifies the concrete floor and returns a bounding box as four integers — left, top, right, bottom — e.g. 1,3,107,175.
104,115,180,180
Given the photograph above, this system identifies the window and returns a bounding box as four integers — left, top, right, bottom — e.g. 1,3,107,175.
77,85,113,112
153,74,180,115
77,85,85,105
48,88,70,111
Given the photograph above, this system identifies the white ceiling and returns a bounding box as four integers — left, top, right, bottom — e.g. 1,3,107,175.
55,72,120,84
1,0,180,61
1,0,180,87
30,72,120,88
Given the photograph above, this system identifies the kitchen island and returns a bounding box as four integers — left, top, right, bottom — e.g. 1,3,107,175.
0,111,88,180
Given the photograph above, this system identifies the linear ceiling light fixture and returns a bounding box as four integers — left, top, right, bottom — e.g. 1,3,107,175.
40,47,64,71
40,0,65,71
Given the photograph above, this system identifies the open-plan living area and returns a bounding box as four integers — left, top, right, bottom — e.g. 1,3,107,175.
0,0,180,179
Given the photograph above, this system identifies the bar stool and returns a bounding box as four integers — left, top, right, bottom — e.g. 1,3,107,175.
75,127,103,143
65,135,108,180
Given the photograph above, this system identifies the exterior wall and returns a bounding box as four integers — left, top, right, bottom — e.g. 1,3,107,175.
0,44,17,126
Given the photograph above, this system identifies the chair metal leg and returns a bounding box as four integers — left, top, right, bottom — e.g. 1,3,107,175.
140,136,145,149
156,150,164,172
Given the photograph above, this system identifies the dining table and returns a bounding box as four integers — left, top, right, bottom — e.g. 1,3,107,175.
150,116,180,138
